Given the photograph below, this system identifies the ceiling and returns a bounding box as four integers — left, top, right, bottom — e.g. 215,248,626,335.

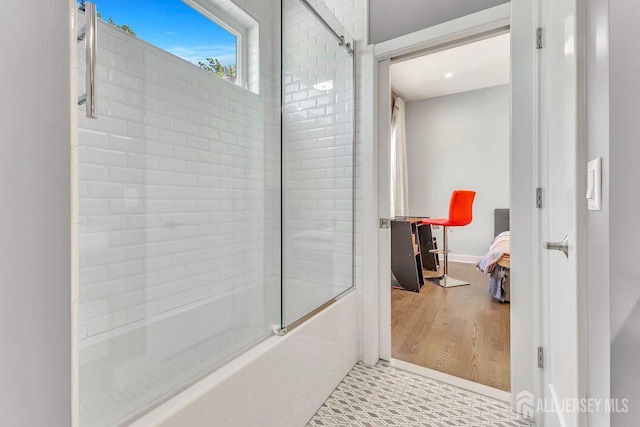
390,33,511,102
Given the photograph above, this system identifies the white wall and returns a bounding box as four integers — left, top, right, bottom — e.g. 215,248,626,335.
585,0,611,425
369,0,510,44
405,85,510,257
0,1,72,426
610,0,640,424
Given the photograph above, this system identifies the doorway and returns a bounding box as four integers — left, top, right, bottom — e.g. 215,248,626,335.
362,2,588,424
360,0,537,414
387,32,512,392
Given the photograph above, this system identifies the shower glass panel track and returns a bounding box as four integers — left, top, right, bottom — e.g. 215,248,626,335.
281,0,356,329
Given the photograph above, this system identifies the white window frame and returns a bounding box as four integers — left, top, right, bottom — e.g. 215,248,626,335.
184,0,258,92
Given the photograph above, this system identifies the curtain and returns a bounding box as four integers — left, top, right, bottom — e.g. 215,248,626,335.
390,96,409,217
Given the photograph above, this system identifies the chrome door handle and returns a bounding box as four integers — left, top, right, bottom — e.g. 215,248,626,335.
543,235,569,257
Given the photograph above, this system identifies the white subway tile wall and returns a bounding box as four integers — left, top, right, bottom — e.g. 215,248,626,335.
78,3,278,340
318,0,367,42
77,1,280,425
75,0,367,424
319,0,367,358
282,0,356,325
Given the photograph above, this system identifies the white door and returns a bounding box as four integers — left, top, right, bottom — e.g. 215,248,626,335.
539,0,585,425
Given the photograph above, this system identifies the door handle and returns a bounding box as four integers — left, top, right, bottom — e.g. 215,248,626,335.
543,235,569,257
78,2,97,118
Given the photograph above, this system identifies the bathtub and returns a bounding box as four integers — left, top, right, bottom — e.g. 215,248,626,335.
78,283,275,426
118,290,359,426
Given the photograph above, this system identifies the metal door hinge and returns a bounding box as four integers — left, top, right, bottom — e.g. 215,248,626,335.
538,347,544,368
380,218,392,229
536,188,543,209
536,27,543,49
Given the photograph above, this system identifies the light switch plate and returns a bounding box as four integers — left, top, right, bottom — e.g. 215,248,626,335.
586,157,602,211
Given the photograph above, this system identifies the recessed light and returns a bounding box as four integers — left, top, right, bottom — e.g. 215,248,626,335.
444,72,454,79
313,80,334,91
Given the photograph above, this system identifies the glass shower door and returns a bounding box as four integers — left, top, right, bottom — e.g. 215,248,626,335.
75,2,279,425
281,0,356,326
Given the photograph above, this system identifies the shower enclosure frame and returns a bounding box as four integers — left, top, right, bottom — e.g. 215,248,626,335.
73,0,358,425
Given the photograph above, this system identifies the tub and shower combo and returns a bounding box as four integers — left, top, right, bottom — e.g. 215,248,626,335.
75,0,357,425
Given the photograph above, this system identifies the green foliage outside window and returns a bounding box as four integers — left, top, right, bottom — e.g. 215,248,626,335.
78,0,136,36
198,58,237,79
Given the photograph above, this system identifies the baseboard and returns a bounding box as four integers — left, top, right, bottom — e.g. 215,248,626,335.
385,358,511,403
448,254,482,264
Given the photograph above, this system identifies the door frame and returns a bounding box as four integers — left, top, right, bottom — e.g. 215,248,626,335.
361,2,584,419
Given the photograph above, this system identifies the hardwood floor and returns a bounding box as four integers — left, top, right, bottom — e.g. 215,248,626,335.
391,262,511,391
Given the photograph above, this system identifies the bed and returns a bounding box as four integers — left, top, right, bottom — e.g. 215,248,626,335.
477,209,510,302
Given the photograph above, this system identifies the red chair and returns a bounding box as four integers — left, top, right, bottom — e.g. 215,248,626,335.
422,190,476,287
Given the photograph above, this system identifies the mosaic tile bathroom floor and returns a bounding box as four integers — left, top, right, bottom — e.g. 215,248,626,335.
307,363,535,427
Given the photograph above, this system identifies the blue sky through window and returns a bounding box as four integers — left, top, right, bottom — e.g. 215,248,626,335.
81,0,237,66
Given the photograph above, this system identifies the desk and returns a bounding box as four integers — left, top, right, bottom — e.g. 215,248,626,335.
391,217,439,292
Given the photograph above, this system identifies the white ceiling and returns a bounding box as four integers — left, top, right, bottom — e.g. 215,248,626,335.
390,33,511,102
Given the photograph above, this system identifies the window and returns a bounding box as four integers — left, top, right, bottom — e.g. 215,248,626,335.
77,0,259,92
